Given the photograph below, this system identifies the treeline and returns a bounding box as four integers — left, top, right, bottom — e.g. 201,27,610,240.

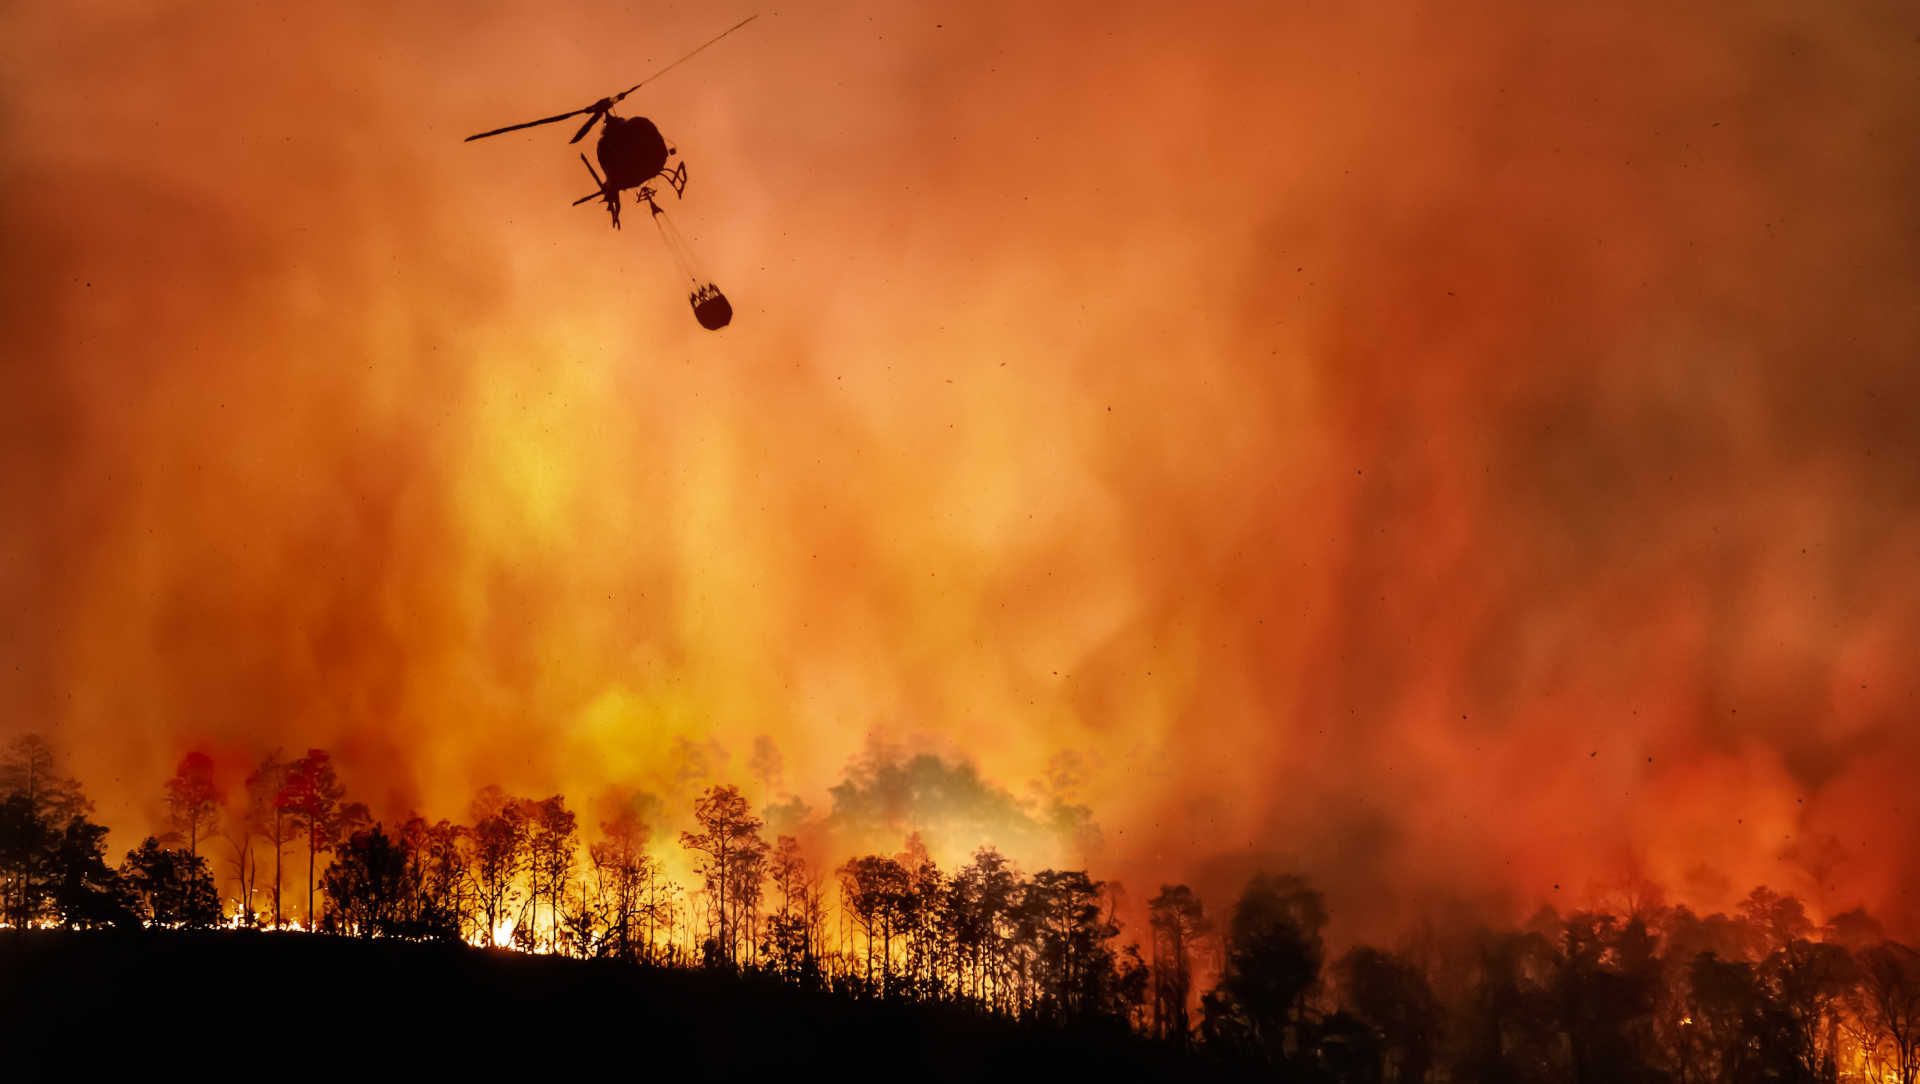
3,732,1918,1083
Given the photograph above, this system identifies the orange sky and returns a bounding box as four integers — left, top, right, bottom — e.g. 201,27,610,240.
2,1,1917,940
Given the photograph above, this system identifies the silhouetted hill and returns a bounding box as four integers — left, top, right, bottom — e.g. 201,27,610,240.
0,931,1244,1081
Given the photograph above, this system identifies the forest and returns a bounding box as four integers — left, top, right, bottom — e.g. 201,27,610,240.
2,731,1917,1083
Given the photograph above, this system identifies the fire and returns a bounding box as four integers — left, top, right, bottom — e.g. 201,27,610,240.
0,1,1917,950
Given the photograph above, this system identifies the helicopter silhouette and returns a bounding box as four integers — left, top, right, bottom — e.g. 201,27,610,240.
464,14,755,330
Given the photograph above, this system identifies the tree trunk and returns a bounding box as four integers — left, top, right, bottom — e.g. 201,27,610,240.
272,809,283,929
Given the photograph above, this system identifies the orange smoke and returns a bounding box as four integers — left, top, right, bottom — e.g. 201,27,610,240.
2,1,1917,941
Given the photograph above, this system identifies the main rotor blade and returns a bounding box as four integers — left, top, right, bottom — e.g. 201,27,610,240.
568,110,604,144
610,13,759,104
464,106,590,142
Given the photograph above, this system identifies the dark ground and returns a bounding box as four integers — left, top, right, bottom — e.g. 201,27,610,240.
0,931,1240,1081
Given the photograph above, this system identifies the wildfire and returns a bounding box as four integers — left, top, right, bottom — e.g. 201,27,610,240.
2,0,1918,963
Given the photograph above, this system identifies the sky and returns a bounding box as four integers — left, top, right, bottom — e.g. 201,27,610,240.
2,1,1917,941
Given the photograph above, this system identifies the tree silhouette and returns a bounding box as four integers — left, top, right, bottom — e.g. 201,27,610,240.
951,847,1020,1009
1551,912,1662,1084
0,734,89,825
15,752,1920,1084
839,853,910,994
525,796,578,953
0,792,53,927
50,813,134,928
121,836,220,928
245,751,296,928
0,734,94,927
679,785,763,968
1211,872,1327,1062
321,823,409,937
467,786,527,947
397,814,468,939
762,835,818,982
588,805,651,963
888,834,950,997
1021,868,1124,1021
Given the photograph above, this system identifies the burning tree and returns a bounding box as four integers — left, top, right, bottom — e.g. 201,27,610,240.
588,805,653,963
162,752,221,859
243,751,296,927
1148,883,1211,1044
278,749,349,928
398,815,469,939
523,795,578,954
467,786,528,946
1852,942,1920,1084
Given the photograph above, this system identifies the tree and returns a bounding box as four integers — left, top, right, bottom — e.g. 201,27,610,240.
1851,942,1920,1084
951,847,1020,1010
588,806,651,963
679,785,764,967
839,853,910,993
0,734,92,926
762,835,817,981
1210,872,1328,1061
1451,926,1561,1084
524,796,578,954
218,798,258,927
1552,912,1662,1084
726,830,769,967
398,814,468,940
1148,884,1211,1045
1685,951,1766,1084
1020,868,1125,1021
244,751,297,928
0,793,54,927
121,837,220,928
468,786,528,947
321,824,409,937
163,752,221,858
279,748,346,928
1336,946,1435,1084
1739,886,1815,958
0,733,89,824
896,835,946,997
50,814,135,928
1762,937,1856,1082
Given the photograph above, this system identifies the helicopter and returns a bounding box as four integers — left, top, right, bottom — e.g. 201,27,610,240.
464,14,756,330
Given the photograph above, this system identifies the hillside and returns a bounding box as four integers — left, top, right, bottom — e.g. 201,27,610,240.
0,931,1239,1081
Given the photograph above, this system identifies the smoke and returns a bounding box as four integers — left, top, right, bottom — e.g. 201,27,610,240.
2,1,1917,941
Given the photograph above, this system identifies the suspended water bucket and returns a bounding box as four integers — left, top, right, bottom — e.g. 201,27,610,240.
690,283,732,330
